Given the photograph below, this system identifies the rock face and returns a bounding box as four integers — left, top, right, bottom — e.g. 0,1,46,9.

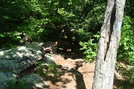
0,43,43,74
0,42,56,89
21,74,46,89
43,53,56,64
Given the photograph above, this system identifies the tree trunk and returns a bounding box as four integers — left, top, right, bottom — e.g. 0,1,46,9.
92,0,126,89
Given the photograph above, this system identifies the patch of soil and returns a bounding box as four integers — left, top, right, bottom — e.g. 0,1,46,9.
43,54,95,89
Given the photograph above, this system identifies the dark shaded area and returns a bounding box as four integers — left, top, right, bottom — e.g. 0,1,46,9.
43,60,87,89
114,79,134,89
0,0,104,49
73,61,86,89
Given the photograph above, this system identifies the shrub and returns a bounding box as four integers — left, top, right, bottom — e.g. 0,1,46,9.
79,32,100,62
118,16,134,65
5,79,27,89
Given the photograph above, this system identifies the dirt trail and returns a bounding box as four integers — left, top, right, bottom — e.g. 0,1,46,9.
44,54,95,89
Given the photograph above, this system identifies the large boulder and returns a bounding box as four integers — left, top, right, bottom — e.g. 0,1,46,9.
0,42,56,89
21,74,46,89
0,43,43,74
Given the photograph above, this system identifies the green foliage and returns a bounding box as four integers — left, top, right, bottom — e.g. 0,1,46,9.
118,80,134,89
0,0,30,48
0,31,23,48
129,68,134,83
36,64,61,80
79,32,100,62
118,16,134,65
4,79,27,89
0,0,105,48
115,62,134,89
117,68,134,89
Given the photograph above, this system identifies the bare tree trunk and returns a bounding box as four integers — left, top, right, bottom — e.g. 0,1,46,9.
92,0,126,89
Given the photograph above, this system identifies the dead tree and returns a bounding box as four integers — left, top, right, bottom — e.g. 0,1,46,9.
92,0,126,89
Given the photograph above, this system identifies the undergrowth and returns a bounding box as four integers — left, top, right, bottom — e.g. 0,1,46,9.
4,79,27,89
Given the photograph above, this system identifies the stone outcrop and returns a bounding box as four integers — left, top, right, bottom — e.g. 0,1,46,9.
0,42,56,89
21,74,46,89
0,43,44,74
43,53,56,64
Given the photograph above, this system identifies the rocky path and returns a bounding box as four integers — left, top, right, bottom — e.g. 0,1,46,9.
43,54,95,89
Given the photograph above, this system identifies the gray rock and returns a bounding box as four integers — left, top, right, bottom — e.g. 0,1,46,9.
43,53,56,64
0,42,57,89
0,43,43,74
0,72,17,89
21,74,45,89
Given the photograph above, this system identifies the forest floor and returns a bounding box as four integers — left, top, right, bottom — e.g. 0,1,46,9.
23,52,134,89
18,42,134,89
41,53,134,89
43,54,95,89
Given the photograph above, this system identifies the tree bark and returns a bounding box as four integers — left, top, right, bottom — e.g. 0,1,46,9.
92,0,126,89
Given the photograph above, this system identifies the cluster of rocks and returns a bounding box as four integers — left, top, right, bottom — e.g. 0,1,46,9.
0,42,56,89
